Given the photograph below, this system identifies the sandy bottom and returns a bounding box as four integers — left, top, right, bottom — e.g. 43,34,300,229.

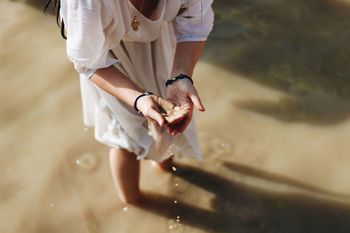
2,1,350,233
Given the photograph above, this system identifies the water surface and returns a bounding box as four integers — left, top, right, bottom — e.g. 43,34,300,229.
1,0,350,232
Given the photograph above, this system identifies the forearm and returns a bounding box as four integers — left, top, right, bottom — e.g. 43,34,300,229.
89,65,144,107
171,41,205,78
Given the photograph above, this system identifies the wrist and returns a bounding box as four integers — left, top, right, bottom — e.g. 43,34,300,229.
134,91,153,114
166,74,193,87
125,90,144,107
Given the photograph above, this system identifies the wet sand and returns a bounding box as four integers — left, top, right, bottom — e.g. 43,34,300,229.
2,0,350,232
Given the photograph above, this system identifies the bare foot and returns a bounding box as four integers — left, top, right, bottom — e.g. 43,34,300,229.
151,156,174,172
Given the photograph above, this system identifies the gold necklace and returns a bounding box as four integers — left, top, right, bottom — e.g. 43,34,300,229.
131,0,144,31
131,16,140,31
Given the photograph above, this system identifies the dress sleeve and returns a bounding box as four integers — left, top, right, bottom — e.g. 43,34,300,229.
61,0,119,77
172,0,214,42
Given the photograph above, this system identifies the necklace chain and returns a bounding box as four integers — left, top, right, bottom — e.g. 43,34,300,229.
131,0,144,31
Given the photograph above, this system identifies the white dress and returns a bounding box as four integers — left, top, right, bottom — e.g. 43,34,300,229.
60,0,214,162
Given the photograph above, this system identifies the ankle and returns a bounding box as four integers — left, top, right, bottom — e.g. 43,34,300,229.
119,191,142,204
152,156,174,172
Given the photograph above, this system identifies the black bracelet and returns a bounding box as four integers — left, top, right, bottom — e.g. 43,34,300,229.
165,74,193,87
134,91,153,114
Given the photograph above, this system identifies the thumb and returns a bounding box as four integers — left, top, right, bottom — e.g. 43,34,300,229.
189,92,205,112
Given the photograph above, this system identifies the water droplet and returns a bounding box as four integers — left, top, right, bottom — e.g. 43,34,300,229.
174,200,178,204
168,218,182,230
174,183,179,187
123,206,128,212
171,166,177,172
75,153,98,171
210,137,233,155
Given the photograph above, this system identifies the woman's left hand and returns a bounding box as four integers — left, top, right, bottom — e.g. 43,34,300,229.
165,78,205,135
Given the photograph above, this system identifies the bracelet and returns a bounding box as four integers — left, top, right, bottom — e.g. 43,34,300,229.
165,74,193,87
134,91,153,114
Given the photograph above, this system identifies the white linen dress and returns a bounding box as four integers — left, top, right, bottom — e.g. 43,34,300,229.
60,0,214,162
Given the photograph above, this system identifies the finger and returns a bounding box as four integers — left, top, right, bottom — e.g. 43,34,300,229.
178,116,191,133
169,118,186,135
167,123,177,135
167,123,174,132
167,121,182,135
146,108,165,127
189,93,205,112
165,110,186,125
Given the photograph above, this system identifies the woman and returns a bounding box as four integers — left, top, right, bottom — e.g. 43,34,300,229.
54,0,214,204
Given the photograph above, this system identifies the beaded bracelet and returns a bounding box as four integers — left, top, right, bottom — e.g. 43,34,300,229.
165,74,193,87
134,91,153,114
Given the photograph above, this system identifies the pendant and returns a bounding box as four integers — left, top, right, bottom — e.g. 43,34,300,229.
131,16,140,31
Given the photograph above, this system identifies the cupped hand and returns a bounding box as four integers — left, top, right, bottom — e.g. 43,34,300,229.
136,95,167,127
166,78,205,135
136,94,187,127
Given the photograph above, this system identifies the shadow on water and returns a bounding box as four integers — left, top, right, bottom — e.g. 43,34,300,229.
138,162,350,233
234,94,350,125
203,0,350,125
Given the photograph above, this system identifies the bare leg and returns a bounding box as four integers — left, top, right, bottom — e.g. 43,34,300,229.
109,148,141,204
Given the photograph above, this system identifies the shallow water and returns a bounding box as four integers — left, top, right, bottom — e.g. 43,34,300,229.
2,0,350,232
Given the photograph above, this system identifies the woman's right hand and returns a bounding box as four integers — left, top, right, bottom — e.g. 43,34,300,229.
135,95,168,127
